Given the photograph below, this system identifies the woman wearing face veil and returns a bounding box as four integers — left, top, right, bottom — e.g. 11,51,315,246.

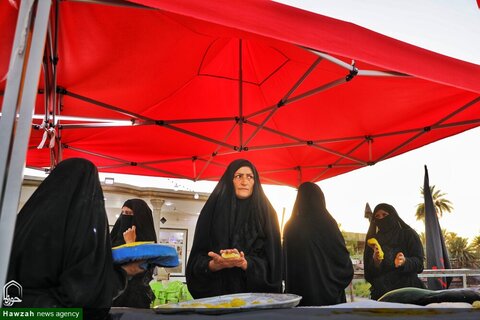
283,182,353,306
110,199,157,308
186,159,282,298
364,203,425,300
7,158,144,319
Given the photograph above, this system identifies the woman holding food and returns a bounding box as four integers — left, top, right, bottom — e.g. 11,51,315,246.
364,203,425,300
186,159,282,298
110,198,157,308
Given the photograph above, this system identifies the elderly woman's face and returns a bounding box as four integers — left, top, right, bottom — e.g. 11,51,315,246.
233,166,255,199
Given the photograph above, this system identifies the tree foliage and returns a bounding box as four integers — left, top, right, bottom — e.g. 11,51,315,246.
470,235,480,258
444,232,478,268
415,185,453,221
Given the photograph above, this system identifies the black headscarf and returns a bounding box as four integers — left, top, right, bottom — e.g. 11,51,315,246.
365,203,412,250
363,203,425,299
283,182,353,306
110,198,157,308
186,159,282,298
7,158,126,318
110,198,157,247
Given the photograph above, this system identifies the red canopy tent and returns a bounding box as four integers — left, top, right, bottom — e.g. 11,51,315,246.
1,0,480,188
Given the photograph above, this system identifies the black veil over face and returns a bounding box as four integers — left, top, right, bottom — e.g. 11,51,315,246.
365,203,412,248
110,198,157,247
7,158,124,316
283,182,353,306
186,159,282,298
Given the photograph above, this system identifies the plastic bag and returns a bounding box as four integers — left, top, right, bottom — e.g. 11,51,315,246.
150,280,193,308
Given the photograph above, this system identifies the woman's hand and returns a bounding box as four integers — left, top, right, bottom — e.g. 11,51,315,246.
121,260,145,276
394,252,406,268
372,245,383,267
208,249,248,272
123,225,136,243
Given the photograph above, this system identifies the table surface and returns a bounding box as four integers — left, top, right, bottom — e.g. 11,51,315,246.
110,301,479,320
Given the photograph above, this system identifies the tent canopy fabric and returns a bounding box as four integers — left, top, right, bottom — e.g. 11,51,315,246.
1,0,479,187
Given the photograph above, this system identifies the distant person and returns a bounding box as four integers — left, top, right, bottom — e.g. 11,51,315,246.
364,203,425,300
186,159,282,298
111,199,157,308
7,158,144,319
283,182,353,306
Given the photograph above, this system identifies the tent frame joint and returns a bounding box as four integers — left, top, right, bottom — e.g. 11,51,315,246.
235,116,246,124
346,62,358,81
56,86,67,94
51,55,59,65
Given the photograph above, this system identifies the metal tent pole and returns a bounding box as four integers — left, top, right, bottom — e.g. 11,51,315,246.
0,0,52,293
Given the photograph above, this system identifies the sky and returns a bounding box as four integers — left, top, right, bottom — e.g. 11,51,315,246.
274,0,480,65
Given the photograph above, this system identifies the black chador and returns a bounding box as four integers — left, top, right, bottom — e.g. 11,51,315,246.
7,158,126,319
364,203,425,300
283,182,353,306
186,159,282,298
110,198,157,308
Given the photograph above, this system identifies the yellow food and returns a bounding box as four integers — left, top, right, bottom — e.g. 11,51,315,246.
112,241,154,249
367,238,384,260
230,298,247,307
221,252,240,259
184,298,247,308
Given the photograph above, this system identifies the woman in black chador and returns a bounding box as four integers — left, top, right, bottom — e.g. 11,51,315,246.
283,182,353,306
7,158,144,319
110,198,157,308
186,159,282,298
364,203,425,300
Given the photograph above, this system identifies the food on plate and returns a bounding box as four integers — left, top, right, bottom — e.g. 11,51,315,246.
181,298,247,308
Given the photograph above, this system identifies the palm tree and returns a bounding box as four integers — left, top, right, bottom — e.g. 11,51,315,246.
415,185,453,221
446,234,477,268
470,235,480,258
471,235,480,249
444,231,458,244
